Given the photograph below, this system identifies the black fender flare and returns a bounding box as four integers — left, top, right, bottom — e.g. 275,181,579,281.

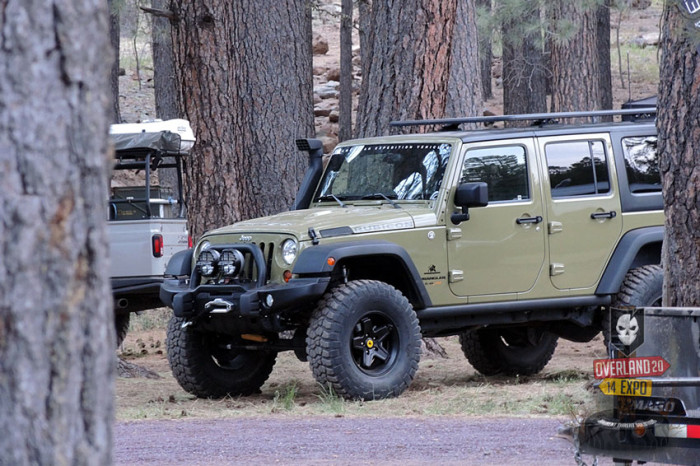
596,226,663,295
165,248,193,276
293,240,432,308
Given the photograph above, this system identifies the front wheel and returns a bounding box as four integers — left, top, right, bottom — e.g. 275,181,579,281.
459,327,558,376
306,280,421,400
166,317,277,398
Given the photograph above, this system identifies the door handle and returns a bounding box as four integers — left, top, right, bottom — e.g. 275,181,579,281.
516,216,543,225
590,211,617,220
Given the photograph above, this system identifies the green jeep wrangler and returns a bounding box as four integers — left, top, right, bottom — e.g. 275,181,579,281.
160,108,663,400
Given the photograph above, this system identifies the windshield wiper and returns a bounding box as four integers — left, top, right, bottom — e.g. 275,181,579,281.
361,193,401,209
317,194,347,208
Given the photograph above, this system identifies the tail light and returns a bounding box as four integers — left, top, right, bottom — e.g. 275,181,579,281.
152,234,164,257
188,235,193,248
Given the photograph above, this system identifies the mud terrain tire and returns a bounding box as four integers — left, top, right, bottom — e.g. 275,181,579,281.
167,316,277,398
115,313,131,347
306,280,421,400
459,327,558,376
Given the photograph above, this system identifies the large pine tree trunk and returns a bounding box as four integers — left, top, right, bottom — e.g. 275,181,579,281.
338,0,353,142
657,5,700,307
549,1,600,116
0,2,114,464
355,0,467,137
170,1,315,239
476,0,493,101
109,0,121,122
445,0,482,118
502,2,547,119
596,0,613,112
151,0,180,192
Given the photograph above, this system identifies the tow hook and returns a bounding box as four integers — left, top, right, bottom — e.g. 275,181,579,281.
204,298,235,314
181,320,193,329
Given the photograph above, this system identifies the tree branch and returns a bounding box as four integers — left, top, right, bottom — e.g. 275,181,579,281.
140,6,179,22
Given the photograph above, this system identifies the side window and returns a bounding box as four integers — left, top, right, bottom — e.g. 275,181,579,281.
621,136,661,193
545,140,610,198
460,146,529,202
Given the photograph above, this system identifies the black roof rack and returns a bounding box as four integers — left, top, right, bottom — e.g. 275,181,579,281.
390,107,657,130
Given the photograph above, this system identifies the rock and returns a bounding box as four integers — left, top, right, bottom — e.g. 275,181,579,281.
352,45,361,56
314,107,332,117
313,65,328,76
329,110,339,123
352,55,361,66
631,0,651,9
321,135,338,154
327,66,340,82
117,357,161,379
313,34,329,55
313,93,322,105
315,80,340,99
629,33,659,48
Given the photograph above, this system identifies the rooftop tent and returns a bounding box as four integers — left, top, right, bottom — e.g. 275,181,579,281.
109,119,196,154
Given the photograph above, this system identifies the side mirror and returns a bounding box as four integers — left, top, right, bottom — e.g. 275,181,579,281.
451,182,488,224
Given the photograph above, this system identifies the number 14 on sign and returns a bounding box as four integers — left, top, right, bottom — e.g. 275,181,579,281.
599,378,652,397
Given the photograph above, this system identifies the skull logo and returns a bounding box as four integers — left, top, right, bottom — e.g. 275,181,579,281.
616,314,639,346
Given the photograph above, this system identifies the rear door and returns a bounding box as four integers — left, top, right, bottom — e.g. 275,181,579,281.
538,134,622,290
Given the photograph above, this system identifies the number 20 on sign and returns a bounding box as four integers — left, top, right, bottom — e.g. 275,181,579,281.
599,378,652,397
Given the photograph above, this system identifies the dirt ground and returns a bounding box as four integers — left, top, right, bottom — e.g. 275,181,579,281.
116,316,608,422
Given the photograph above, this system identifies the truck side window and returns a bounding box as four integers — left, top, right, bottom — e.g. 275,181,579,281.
460,145,529,202
546,140,610,198
621,136,661,193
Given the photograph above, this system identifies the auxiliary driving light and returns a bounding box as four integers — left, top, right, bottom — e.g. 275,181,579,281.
264,294,274,308
219,249,244,277
196,249,220,277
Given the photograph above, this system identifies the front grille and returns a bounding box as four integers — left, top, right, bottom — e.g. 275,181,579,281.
259,242,274,281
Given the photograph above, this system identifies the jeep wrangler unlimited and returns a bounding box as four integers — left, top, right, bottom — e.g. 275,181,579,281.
109,120,194,345
160,108,663,400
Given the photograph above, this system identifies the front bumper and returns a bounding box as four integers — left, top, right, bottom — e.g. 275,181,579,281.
160,276,330,321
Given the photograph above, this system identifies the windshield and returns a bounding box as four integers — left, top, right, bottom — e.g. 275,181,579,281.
313,143,452,203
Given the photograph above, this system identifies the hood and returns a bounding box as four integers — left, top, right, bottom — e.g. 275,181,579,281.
206,206,419,242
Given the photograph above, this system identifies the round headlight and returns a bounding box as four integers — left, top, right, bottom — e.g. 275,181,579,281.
196,249,220,277
219,249,245,277
281,239,298,265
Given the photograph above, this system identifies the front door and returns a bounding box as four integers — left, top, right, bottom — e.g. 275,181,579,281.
446,139,546,299
539,134,622,290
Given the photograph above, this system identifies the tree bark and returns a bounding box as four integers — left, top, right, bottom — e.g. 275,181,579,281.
109,0,121,122
338,0,353,142
476,0,493,100
657,5,700,307
355,0,462,137
151,0,180,192
502,2,547,120
152,0,179,121
596,0,613,112
0,2,114,465
549,1,601,117
445,0,482,118
170,1,315,239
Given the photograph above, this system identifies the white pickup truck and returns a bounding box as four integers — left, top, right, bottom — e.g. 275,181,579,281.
109,120,194,344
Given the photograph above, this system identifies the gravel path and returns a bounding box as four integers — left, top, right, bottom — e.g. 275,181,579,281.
114,416,597,465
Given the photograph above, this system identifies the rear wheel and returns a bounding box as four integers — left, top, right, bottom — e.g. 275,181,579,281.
459,327,558,376
306,280,421,400
166,317,277,398
604,264,663,346
115,313,130,347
